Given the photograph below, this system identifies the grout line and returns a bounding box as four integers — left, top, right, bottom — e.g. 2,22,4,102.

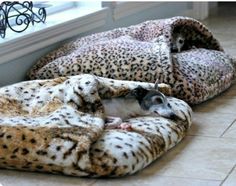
91,174,223,184
88,179,98,186
220,164,236,186
149,174,222,182
220,119,236,138
218,136,236,140
187,134,224,139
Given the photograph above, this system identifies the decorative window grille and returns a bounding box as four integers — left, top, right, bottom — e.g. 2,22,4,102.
0,1,102,39
0,1,48,38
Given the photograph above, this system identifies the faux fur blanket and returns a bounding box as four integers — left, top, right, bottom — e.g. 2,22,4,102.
0,74,192,177
28,16,236,104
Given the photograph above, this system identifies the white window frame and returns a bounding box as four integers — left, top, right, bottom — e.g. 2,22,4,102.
43,2,76,15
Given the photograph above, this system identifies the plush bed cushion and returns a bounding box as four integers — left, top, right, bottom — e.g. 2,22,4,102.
27,16,236,104
0,74,192,177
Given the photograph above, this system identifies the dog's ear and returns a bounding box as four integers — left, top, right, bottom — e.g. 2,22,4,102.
154,80,159,90
126,86,148,98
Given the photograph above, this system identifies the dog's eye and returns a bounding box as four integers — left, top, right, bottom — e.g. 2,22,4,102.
178,38,184,44
150,95,164,104
155,97,163,104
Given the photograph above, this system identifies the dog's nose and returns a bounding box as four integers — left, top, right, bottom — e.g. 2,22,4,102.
169,112,186,121
169,112,180,120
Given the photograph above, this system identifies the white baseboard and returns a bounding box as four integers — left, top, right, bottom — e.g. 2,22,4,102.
192,2,209,20
113,2,163,21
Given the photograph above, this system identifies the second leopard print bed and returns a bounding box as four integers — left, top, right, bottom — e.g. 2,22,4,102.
27,16,236,104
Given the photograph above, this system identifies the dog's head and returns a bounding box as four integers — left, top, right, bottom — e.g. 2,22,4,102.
126,85,179,120
171,34,185,53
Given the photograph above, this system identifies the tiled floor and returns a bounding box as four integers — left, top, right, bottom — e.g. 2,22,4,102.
1,3,236,186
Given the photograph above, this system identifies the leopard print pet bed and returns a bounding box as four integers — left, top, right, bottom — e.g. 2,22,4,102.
27,16,236,104
0,74,192,177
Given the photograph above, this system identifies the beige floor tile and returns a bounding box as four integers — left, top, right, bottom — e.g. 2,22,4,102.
189,112,235,137
204,19,236,37
219,85,236,98
93,175,220,186
0,169,95,186
192,97,236,114
139,136,236,180
213,33,236,56
222,166,236,186
222,121,236,139
203,14,236,36
202,5,236,57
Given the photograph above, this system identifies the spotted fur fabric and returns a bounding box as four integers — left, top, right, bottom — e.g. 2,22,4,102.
0,74,192,177
27,16,236,104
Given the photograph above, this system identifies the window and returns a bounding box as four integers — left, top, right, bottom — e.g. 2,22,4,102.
0,1,102,42
42,2,75,15
0,1,106,64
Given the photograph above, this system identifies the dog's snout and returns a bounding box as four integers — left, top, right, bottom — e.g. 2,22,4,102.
169,112,178,120
168,112,186,121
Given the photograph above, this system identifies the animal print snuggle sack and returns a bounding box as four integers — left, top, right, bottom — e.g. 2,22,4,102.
27,16,236,104
0,74,192,177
